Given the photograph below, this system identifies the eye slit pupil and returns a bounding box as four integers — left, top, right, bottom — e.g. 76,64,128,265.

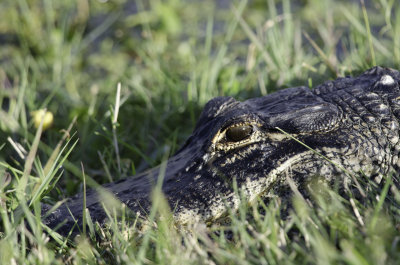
226,125,253,142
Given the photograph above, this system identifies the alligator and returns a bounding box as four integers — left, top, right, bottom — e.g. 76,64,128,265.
42,66,400,236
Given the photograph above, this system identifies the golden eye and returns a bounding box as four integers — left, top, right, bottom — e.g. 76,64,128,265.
225,125,253,142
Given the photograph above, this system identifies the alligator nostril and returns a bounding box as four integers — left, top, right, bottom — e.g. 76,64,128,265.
226,125,253,142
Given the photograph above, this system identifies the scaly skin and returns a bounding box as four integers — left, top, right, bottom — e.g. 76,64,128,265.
42,66,400,236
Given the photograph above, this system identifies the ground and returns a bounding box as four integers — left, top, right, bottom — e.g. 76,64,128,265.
0,0,399,264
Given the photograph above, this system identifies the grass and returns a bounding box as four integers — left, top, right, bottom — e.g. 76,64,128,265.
0,0,400,263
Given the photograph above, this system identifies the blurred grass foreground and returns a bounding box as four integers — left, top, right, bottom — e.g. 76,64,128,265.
0,0,400,264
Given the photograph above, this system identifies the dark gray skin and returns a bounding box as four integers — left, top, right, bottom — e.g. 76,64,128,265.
42,66,400,236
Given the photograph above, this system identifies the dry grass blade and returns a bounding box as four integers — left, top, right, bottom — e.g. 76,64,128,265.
303,31,337,75
232,6,276,71
112,82,122,175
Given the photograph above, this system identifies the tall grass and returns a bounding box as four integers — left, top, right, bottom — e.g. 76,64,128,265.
0,0,399,263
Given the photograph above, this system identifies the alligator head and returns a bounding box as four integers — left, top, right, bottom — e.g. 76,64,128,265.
43,66,400,236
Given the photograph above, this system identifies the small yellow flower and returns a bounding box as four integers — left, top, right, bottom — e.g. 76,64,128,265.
31,109,54,130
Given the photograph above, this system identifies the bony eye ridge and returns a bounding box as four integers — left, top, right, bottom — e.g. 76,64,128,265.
225,125,253,142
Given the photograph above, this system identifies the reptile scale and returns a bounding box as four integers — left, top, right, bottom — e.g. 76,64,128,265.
42,66,400,236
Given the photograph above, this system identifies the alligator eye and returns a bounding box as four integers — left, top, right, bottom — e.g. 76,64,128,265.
226,125,253,142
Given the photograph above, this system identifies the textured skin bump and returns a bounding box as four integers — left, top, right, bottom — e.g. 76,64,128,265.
42,67,400,236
